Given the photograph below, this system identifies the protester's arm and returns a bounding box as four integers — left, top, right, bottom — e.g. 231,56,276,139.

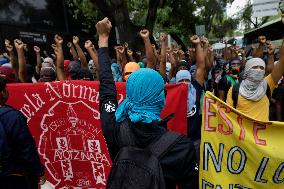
208,46,214,69
241,47,246,66
67,42,79,61
85,40,100,80
140,29,155,69
14,39,26,82
117,46,127,70
191,35,205,85
159,32,167,77
266,41,275,75
73,36,88,68
97,17,119,160
169,49,178,79
33,46,41,75
5,40,18,75
255,36,266,58
54,35,66,80
271,38,284,84
127,49,135,62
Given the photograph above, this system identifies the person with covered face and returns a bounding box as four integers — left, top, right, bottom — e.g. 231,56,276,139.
218,58,242,101
226,39,284,121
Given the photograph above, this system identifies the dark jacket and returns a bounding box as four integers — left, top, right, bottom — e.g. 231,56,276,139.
0,105,44,176
98,47,198,189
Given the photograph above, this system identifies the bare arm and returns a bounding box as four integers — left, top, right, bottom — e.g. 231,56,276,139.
140,29,155,69
271,38,284,84
241,47,246,66
127,49,135,62
34,46,41,74
5,40,18,75
14,39,26,82
85,40,100,80
191,35,205,86
54,34,66,80
67,42,79,61
255,36,266,58
159,32,167,77
73,36,88,68
266,42,275,75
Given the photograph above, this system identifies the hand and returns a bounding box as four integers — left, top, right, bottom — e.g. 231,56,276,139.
127,49,133,56
136,51,141,56
116,46,125,54
201,36,209,45
179,50,185,55
160,32,167,42
241,47,246,55
54,34,63,45
5,39,10,46
67,42,73,48
258,36,266,44
73,36,79,45
95,17,112,37
84,40,93,49
190,35,201,45
51,44,58,55
267,42,275,55
23,43,28,51
33,46,40,53
14,39,24,50
166,47,171,53
124,42,128,49
5,44,13,52
209,46,214,52
152,44,156,50
139,29,150,39
173,48,179,55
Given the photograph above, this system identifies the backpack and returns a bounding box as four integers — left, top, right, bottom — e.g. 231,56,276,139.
106,119,183,189
232,82,271,108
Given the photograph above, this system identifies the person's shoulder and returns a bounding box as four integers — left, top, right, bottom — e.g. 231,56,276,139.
0,105,24,119
265,74,277,92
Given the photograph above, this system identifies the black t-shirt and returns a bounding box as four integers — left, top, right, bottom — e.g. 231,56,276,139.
187,80,204,141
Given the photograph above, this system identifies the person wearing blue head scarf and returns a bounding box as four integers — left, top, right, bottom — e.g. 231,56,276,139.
111,63,122,82
115,68,165,123
97,17,198,189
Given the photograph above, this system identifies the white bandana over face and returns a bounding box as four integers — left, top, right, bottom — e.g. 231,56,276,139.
239,58,267,101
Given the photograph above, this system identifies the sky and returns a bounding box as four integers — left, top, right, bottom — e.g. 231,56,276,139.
227,0,249,17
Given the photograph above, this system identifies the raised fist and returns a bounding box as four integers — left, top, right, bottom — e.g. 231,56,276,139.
166,47,171,53
84,40,93,49
95,17,112,36
267,42,275,55
160,32,167,42
127,49,133,56
209,46,214,52
14,39,24,50
34,46,41,53
67,42,73,48
136,51,141,56
124,42,128,49
73,36,79,45
54,34,63,45
201,36,209,45
5,39,10,46
190,35,201,44
116,46,125,54
139,29,150,39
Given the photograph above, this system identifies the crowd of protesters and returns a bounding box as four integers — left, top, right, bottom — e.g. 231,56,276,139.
0,16,284,188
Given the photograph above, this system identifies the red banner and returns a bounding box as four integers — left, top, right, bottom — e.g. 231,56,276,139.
6,81,187,188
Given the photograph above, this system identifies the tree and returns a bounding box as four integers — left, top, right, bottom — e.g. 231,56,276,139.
68,0,236,49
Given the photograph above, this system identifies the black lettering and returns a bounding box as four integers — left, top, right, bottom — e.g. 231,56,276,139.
227,146,246,174
254,157,269,183
273,162,284,183
203,142,224,172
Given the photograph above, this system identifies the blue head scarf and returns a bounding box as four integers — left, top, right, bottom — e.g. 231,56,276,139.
115,68,165,123
111,63,122,82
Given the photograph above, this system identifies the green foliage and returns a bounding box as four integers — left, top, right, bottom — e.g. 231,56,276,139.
67,0,99,28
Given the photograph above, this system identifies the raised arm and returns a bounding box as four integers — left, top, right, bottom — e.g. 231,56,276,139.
67,42,79,61
34,46,41,75
255,36,266,58
159,32,167,77
191,35,205,85
54,34,66,80
5,40,18,75
127,49,135,62
73,36,88,68
241,47,246,66
140,29,155,69
96,17,119,159
266,41,275,75
271,38,284,84
85,40,100,80
14,39,26,82
116,46,127,70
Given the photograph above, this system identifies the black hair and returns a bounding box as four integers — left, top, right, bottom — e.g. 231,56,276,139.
0,77,7,92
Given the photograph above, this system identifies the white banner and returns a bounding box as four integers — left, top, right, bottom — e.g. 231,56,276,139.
252,0,279,17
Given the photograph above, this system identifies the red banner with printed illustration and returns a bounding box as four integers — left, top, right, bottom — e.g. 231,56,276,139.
6,81,187,188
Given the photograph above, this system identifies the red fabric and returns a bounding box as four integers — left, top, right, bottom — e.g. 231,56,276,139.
6,81,187,188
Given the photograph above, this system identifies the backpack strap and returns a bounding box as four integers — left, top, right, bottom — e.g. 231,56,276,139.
147,132,183,160
118,119,135,147
232,83,240,109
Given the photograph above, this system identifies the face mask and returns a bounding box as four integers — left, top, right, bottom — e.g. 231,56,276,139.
231,66,240,75
246,69,265,82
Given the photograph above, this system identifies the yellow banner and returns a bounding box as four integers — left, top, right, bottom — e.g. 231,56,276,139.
200,92,284,189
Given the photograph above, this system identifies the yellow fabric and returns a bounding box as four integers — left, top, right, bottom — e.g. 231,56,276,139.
226,74,277,121
200,91,284,188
